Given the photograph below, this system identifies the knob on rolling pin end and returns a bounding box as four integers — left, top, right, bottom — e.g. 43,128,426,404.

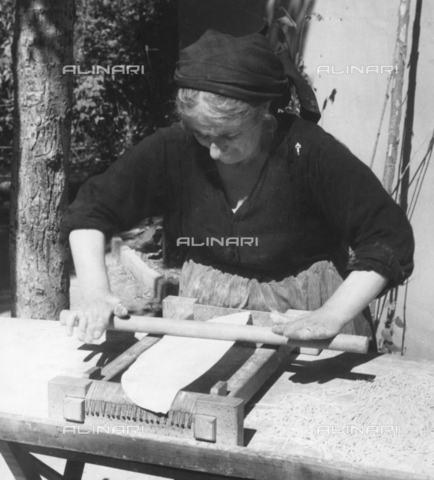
114,302,128,317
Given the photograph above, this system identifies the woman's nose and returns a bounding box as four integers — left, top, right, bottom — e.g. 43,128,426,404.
209,142,223,159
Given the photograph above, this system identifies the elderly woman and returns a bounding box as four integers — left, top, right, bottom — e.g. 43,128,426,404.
63,30,414,345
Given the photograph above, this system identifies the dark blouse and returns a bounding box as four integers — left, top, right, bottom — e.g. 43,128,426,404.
62,115,414,289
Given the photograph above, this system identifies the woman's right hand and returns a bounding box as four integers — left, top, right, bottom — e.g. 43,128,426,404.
64,294,129,343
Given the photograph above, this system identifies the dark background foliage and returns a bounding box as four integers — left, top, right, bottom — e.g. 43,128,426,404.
0,0,178,176
0,0,14,174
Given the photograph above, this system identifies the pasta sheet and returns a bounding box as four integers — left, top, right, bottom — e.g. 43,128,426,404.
121,313,250,414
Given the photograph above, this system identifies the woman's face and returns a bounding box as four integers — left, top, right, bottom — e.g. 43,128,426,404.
187,114,264,165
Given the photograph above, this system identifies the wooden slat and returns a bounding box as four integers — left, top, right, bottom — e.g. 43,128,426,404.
100,335,162,381
180,343,255,396
63,460,85,480
162,295,197,320
227,346,294,402
119,244,168,301
0,413,426,480
29,455,64,480
193,303,274,327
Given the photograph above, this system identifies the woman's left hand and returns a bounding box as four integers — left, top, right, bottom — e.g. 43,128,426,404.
270,306,347,341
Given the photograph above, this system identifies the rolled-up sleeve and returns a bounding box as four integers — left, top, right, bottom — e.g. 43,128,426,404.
307,136,414,289
61,125,181,239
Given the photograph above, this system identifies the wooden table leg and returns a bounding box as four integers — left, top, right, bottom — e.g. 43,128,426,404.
63,460,85,480
1,441,84,480
26,455,63,480
0,441,42,480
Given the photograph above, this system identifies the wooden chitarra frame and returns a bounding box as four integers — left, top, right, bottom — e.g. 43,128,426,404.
48,296,296,446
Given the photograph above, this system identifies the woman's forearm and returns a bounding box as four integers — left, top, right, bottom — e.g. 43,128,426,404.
272,270,388,340
69,229,112,299
67,229,128,341
321,270,388,325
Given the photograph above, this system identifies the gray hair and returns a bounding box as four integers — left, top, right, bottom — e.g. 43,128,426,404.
176,88,276,129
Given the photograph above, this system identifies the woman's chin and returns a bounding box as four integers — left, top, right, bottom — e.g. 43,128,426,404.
215,157,236,164
215,155,247,165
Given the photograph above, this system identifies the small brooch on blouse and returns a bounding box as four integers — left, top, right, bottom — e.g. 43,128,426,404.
295,142,302,156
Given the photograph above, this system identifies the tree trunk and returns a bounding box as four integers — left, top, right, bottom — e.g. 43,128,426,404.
11,0,74,319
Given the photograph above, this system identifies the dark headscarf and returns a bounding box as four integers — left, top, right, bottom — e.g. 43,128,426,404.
174,30,288,103
174,29,320,123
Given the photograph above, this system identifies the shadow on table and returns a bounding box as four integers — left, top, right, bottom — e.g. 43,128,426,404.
283,351,380,385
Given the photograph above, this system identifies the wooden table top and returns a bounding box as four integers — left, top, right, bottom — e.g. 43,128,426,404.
0,317,433,480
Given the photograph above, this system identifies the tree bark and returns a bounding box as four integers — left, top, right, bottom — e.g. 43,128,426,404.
382,0,411,193
11,0,74,319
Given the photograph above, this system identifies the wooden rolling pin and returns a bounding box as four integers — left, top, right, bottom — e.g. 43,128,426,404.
60,310,369,354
